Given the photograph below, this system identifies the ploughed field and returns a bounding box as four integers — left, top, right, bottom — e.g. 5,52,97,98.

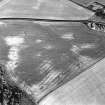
0,20,105,103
